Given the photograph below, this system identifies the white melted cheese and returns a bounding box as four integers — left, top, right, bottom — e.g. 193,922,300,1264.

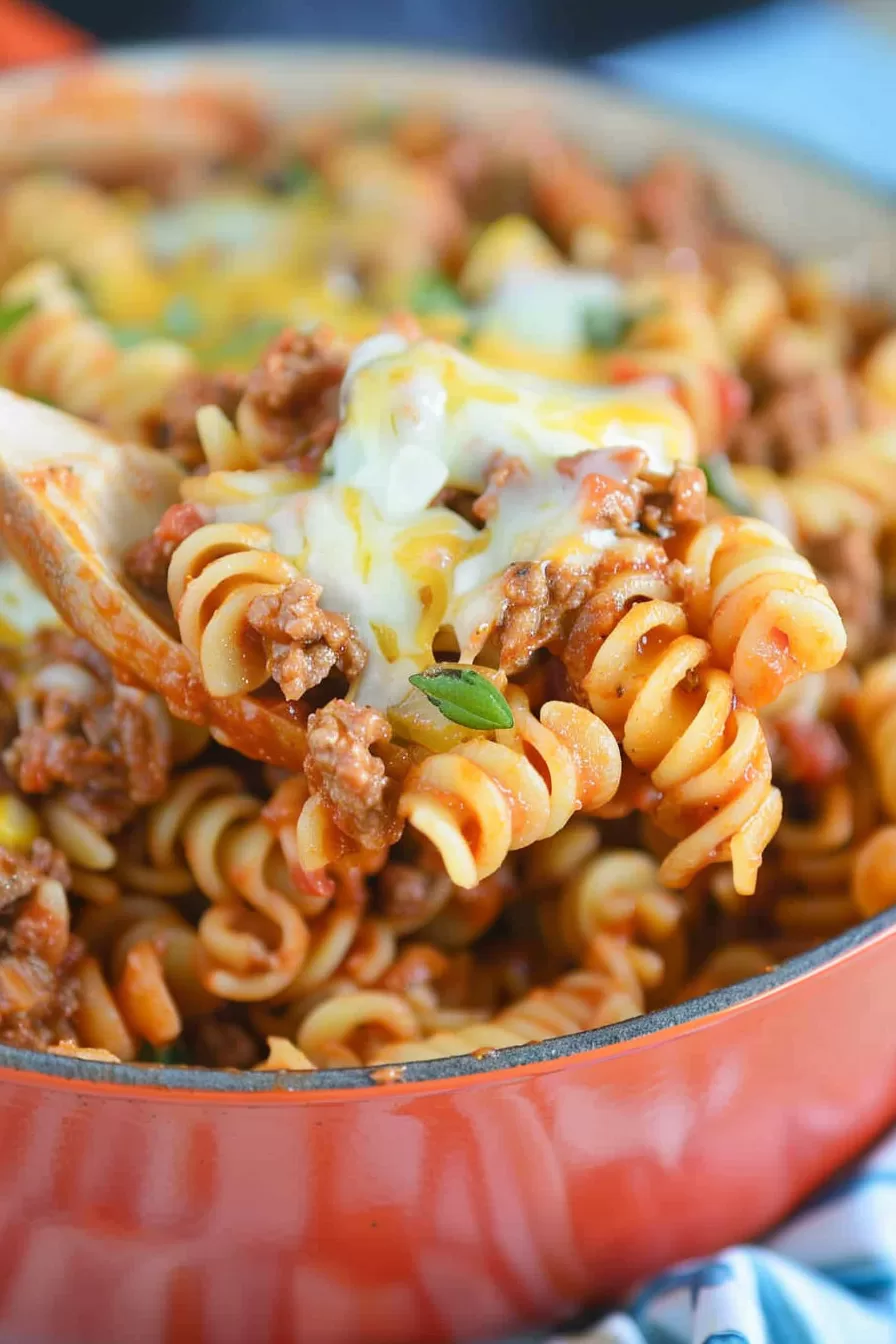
327,336,696,519
214,336,700,711
0,561,61,642
479,266,623,352
143,196,286,262
267,484,475,707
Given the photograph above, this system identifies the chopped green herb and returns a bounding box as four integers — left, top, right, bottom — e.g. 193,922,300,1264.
409,272,467,317
0,298,36,336
111,325,153,350
700,454,755,517
163,295,202,341
200,317,285,368
457,320,480,351
280,159,319,194
409,666,514,732
581,302,634,350
138,1040,187,1066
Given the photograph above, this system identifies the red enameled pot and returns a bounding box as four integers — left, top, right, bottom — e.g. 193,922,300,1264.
1,46,895,1344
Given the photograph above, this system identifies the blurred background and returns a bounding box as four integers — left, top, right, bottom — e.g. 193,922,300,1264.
26,0,894,57
16,0,770,54
2,0,894,190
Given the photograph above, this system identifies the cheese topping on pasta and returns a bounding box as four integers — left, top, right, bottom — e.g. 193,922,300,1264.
329,334,697,518
247,335,698,706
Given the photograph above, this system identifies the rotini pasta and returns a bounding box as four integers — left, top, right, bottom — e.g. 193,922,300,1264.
398,690,621,889
167,523,298,698
681,516,847,709
566,584,781,895
0,261,194,434
124,767,309,1000
0,77,880,1075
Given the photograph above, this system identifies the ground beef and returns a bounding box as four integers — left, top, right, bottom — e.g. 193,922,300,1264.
246,578,367,701
0,866,82,1051
187,1012,262,1069
304,700,400,852
803,528,883,661
496,562,598,674
123,501,211,598
630,155,723,256
498,540,665,676
236,327,348,470
727,369,882,472
146,372,246,469
4,632,172,833
0,839,69,911
640,464,708,536
377,860,453,933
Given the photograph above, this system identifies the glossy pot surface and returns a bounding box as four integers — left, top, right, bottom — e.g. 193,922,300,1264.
0,914,892,1344
0,46,895,1344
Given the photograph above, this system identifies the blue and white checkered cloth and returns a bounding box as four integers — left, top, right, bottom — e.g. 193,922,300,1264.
500,6,896,1340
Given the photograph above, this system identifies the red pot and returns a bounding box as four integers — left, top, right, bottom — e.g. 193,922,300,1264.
0,914,893,1344
1,46,895,1344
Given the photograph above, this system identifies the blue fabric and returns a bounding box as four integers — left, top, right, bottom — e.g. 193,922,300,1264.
533,1127,896,1342
594,0,896,192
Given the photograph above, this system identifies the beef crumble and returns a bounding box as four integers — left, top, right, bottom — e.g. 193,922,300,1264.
304,699,400,852
246,577,367,701
3,632,172,833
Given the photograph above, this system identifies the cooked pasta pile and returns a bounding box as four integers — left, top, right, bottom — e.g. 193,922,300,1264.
0,73,890,1071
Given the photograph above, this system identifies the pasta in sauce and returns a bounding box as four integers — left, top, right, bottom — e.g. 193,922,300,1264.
0,75,888,1072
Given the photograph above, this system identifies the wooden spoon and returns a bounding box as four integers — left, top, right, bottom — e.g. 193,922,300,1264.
0,389,306,768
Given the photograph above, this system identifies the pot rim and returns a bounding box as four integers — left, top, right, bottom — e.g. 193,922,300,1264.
5,903,894,1097
1,40,893,1097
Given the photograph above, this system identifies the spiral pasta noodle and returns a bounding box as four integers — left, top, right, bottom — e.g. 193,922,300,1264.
167,522,298,698
682,516,847,710
0,175,163,321
0,262,194,434
856,655,896,820
567,587,781,895
733,428,896,542
74,896,216,1058
124,767,309,1001
398,689,621,889
554,849,685,996
365,966,644,1066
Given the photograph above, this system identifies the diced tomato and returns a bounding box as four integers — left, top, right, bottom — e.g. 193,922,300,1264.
776,717,849,785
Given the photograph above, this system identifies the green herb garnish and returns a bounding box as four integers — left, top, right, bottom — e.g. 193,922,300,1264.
409,272,467,317
282,159,322,194
0,298,36,336
409,666,514,732
162,295,202,341
111,325,153,350
581,302,634,350
700,454,756,517
138,1040,187,1066
199,317,286,368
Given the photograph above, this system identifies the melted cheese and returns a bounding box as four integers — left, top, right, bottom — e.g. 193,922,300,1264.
267,485,474,707
328,335,697,519
216,336,701,711
0,561,62,643
479,266,623,352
